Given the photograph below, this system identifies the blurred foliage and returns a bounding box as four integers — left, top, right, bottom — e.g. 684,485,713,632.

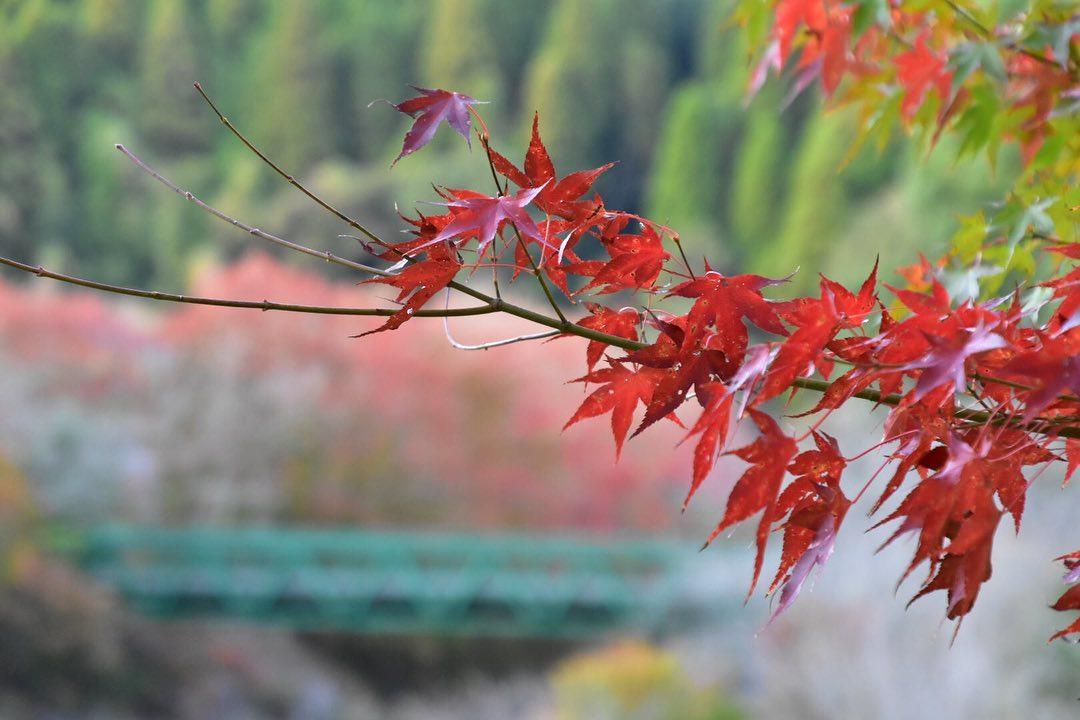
550,640,744,720
0,0,1014,291
0,254,697,531
0,456,37,582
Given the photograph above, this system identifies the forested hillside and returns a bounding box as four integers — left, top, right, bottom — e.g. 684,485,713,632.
0,0,1018,291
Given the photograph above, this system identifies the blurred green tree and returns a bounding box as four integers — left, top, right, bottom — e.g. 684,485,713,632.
420,0,500,114
246,1,336,172
752,111,849,287
646,81,731,260
137,0,210,155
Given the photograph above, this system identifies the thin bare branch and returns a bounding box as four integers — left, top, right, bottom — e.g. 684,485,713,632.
670,233,697,280
193,82,385,247
115,144,392,279
7,247,1077,439
192,81,495,308
0,255,495,319
444,323,559,350
441,288,559,350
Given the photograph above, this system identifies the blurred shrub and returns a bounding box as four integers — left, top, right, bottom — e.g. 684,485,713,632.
550,640,744,720
0,456,37,582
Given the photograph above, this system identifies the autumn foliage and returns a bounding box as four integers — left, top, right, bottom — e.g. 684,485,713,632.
1,0,1077,638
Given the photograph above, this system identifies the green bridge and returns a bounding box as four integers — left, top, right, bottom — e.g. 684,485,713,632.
63,525,736,638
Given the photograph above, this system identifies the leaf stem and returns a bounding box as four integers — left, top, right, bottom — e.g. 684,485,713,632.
475,131,568,324
671,234,696,279
478,135,505,298
513,228,569,324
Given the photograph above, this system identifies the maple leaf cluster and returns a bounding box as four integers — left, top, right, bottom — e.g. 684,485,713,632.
744,0,1078,164
362,78,1080,637
2,1,1075,642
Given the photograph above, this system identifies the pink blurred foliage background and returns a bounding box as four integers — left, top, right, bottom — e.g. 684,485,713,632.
0,253,695,533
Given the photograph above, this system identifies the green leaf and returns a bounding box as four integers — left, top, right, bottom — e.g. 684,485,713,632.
943,263,1000,303
852,0,891,38
949,41,1006,91
1007,198,1056,246
977,43,1006,82
950,211,990,263
996,0,1030,23
1020,285,1055,323
954,85,1001,161
1025,17,1080,65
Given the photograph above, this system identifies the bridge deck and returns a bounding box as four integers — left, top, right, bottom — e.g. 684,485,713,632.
67,526,727,638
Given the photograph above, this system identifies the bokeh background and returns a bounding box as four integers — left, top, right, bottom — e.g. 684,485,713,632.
0,0,1077,718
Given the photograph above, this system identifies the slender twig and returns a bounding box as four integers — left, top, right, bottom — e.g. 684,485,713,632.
193,82,386,247
446,330,559,350
476,133,568,323
192,82,528,313
478,136,505,298
115,145,392,279
512,228,568,324
670,234,697,280
442,286,559,351
444,322,559,350
0,256,495,318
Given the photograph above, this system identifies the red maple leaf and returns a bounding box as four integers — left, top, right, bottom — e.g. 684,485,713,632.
761,0,853,98
767,432,850,621
755,296,839,405
388,87,481,164
564,363,665,459
902,323,1007,402
1050,551,1080,641
895,36,952,120
488,113,614,219
430,185,552,256
568,223,670,295
668,269,790,354
576,303,641,371
682,345,776,509
773,0,827,65
1006,53,1074,165
1004,336,1080,420
873,432,1012,621
356,244,461,337
627,314,743,437
682,384,733,510
628,269,790,441
821,259,878,328
703,408,799,597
